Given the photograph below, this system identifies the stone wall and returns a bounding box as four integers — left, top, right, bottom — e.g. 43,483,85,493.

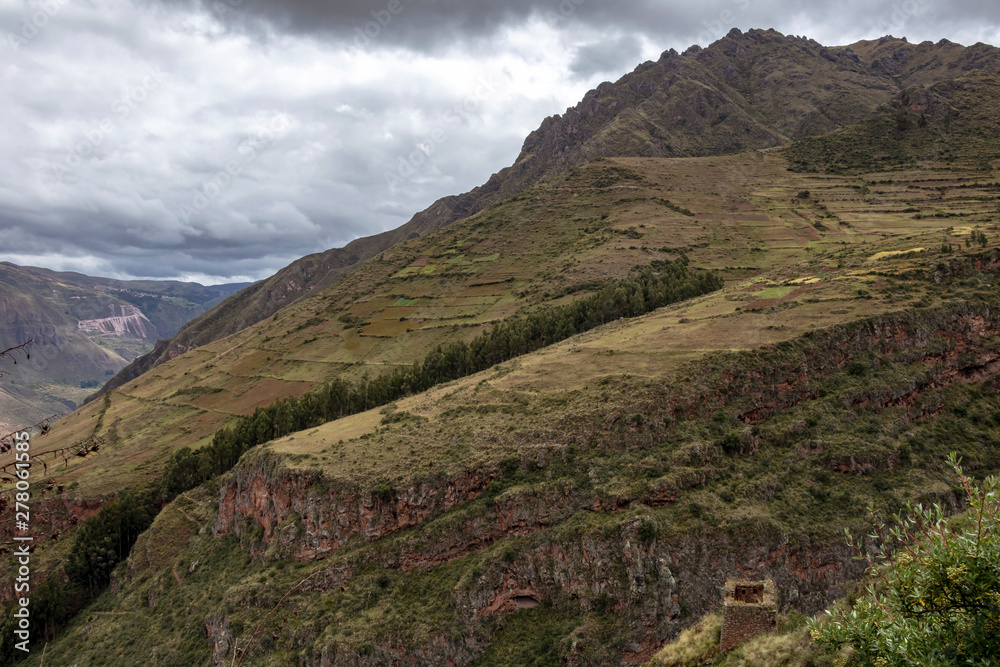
720,579,777,652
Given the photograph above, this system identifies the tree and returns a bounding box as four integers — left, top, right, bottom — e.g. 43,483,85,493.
811,454,1000,665
64,490,157,594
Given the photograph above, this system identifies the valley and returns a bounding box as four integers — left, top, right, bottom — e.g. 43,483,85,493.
0,264,250,423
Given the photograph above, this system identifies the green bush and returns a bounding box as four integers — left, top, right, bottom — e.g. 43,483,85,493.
811,454,1000,665
638,520,657,543
372,481,394,503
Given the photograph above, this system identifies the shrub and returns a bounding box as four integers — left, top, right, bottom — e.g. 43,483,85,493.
372,481,394,503
846,360,867,377
720,432,743,455
638,520,657,544
811,454,1000,665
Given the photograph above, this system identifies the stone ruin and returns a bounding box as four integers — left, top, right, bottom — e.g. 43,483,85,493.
720,579,777,652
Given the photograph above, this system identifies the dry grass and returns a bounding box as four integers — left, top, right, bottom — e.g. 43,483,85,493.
647,613,722,666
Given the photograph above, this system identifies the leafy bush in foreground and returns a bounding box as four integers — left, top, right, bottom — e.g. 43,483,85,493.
811,454,1000,665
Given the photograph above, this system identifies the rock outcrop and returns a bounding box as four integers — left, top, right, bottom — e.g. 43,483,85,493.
78,304,155,338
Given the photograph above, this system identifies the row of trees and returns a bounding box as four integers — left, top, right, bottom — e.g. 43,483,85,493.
162,258,723,496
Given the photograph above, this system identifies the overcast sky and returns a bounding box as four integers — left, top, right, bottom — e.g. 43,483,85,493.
0,0,997,284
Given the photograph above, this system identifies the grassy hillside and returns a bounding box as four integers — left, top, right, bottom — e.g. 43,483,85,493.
18,274,1000,665
14,146,1000,502
4,145,1000,664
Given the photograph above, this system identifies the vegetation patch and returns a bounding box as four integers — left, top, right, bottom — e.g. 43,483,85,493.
868,248,925,261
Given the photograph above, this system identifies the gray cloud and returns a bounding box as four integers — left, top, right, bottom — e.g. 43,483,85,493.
154,0,1000,51
164,0,1000,52
166,0,549,50
569,35,643,80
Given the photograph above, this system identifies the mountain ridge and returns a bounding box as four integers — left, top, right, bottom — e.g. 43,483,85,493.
94,30,1000,402
0,262,248,425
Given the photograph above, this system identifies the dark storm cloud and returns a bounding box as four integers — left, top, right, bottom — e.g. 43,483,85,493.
178,0,1000,52
157,0,544,51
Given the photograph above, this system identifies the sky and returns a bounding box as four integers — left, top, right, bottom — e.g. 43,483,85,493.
0,0,998,284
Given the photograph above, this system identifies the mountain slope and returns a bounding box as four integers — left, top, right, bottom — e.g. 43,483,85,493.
400,30,1000,237
785,70,1000,172
91,196,463,400
20,221,1000,666
98,31,1000,399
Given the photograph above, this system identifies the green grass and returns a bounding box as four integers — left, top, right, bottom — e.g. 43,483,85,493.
471,608,583,666
648,613,722,666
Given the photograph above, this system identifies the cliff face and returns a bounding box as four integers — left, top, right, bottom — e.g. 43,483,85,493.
206,522,869,666
204,297,999,665
77,304,155,338
214,457,494,561
208,454,891,666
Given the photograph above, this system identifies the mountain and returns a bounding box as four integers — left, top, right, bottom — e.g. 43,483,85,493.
3,30,1000,666
97,31,1000,401
390,30,1000,238
0,262,249,426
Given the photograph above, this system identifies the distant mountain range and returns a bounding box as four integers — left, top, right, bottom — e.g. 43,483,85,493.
0,261,250,423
